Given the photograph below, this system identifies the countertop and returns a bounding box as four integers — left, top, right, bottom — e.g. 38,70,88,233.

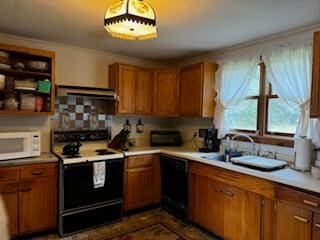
124,146,320,194
0,152,59,167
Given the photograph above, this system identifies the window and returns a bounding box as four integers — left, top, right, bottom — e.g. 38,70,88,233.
228,62,300,137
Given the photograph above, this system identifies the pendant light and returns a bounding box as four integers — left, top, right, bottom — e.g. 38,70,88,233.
104,0,157,40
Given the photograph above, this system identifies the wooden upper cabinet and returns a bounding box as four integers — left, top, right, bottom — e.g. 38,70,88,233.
276,201,312,240
311,31,320,117
153,70,179,116
135,68,153,114
179,62,217,117
109,64,136,114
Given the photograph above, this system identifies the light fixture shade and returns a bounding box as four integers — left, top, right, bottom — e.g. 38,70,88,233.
104,0,157,40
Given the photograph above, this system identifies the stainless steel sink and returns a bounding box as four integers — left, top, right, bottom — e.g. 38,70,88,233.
201,155,226,162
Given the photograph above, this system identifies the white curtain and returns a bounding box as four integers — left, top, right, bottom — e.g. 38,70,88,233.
214,55,259,138
262,41,319,145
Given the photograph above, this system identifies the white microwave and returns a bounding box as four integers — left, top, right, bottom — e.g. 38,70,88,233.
0,132,41,161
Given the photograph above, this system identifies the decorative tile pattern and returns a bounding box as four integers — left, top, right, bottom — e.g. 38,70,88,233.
33,209,218,240
53,96,112,130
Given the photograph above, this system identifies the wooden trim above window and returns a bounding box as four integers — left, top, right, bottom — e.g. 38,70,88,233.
225,132,294,148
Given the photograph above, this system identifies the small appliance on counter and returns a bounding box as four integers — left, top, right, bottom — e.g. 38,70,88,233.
198,128,220,152
291,136,312,171
0,131,41,160
150,131,182,147
108,129,130,150
52,129,124,236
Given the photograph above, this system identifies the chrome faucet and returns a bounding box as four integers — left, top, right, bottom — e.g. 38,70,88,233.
231,133,257,156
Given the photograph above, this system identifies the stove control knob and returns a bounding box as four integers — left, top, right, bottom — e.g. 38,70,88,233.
90,134,96,140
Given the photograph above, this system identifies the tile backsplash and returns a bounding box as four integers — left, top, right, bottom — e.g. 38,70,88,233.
52,96,112,129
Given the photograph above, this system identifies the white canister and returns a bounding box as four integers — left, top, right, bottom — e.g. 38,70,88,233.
293,137,312,171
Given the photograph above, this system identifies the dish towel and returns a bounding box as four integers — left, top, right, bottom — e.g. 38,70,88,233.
93,161,106,189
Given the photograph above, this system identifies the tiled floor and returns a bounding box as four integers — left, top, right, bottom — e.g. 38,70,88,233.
34,209,219,240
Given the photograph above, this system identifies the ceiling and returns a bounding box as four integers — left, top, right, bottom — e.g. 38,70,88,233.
0,0,319,63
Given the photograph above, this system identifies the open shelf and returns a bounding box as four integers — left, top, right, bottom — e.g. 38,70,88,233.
0,68,51,78
0,109,52,116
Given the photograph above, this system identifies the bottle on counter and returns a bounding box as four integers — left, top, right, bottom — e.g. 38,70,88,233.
224,136,232,162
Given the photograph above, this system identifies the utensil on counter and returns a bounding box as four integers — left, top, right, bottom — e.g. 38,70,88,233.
26,60,49,72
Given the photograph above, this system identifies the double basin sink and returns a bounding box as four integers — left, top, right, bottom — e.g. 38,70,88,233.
201,153,287,171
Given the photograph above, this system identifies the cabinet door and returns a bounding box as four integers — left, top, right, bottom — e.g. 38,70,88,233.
311,31,320,117
190,174,224,236
19,177,57,233
117,64,136,114
135,68,153,115
179,63,203,116
313,213,320,240
223,185,261,240
276,201,312,240
125,167,153,211
0,183,18,235
153,70,178,116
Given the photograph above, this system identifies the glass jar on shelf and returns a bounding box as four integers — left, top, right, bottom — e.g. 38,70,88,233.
89,107,99,130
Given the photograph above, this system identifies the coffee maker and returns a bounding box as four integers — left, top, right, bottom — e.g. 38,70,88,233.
198,128,220,152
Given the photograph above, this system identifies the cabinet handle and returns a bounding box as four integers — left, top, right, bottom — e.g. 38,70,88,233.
315,223,320,228
2,189,18,194
303,200,319,207
294,216,309,223
214,187,222,193
32,170,44,176
225,191,234,197
20,187,32,192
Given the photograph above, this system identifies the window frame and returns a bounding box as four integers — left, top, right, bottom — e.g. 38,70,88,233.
231,61,295,139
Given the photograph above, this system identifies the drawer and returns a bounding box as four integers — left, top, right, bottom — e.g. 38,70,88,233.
0,167,19,182
276,185,320,211
20,163,57,179
189,162,205,175
126,155,154,169
0,182,19,194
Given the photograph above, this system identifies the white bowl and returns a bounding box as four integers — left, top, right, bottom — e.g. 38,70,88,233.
311,165,320,178
27,61,49,71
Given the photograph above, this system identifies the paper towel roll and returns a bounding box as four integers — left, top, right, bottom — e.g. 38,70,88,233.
294,137,312,171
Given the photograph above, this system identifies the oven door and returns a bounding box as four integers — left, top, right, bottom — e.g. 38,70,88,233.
63,158,124,211
0,132,32,160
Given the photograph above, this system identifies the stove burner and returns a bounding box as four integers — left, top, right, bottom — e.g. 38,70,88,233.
95,149,115,155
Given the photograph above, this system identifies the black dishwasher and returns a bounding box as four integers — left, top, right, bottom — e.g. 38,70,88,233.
160,155,188,219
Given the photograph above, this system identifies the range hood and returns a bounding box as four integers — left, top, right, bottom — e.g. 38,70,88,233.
56,85,116,100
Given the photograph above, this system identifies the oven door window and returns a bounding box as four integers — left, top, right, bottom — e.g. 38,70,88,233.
63,159,123,211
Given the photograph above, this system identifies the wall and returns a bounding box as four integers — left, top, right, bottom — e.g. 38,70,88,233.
0,33,168,151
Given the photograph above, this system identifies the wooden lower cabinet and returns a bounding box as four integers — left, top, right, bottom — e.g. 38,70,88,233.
190,173,262,240
313,213,320,240
0,163,57,237
276,201,312,240
124,155,161,211
19,177,57,233
190,174,224,236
